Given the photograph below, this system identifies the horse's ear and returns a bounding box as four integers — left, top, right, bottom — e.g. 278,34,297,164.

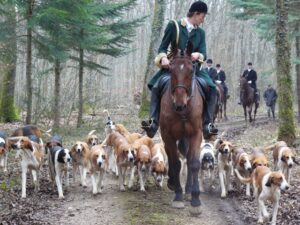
186,41,193,56
171,42,178,56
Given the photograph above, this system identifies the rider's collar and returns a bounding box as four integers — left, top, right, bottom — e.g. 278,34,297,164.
182,18,197,32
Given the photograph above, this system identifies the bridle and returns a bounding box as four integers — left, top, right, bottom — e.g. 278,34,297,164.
170,56,196,98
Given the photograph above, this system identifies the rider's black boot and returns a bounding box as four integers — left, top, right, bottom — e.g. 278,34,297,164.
141,88,160,138
203,87,218,140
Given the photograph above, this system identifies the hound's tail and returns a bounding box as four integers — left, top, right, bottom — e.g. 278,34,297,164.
234,169,251,184
40,129,52,137
88,130,96,136
103,109,111,120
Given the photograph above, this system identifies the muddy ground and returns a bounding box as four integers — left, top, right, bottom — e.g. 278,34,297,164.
1,117,300,225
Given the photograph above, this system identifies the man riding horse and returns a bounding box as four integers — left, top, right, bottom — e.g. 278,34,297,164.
239,62,258,104
141,1,218,140
215,64,229,99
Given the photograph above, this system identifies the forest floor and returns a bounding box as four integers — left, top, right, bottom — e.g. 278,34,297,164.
1,114,300,225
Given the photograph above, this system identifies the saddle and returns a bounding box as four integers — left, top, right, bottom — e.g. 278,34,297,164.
158,75,207,101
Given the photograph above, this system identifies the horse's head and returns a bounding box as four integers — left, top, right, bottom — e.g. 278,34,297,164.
169,42,194,112
239,77,248,89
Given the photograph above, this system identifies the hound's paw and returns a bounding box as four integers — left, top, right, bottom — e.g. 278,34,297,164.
140,187,146,192
120,185,125,192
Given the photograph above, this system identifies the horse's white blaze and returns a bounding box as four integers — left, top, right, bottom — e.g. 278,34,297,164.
180,64,184,70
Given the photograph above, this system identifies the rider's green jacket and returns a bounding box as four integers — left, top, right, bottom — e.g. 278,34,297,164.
148,18,216,90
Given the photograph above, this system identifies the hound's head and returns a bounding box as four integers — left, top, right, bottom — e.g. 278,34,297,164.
252,156,268,169
71,142,89,154
57,148,72,163
91,147,107,169
9,136,33,151
239,153,252,172
281,147,294,168
122,145,136,162
152,158,167,187
105,120,116,135
0,137,6,155
218,141,234,155
266,171,289,192
201,152,215,170
136,145,151,172
87,135,99,147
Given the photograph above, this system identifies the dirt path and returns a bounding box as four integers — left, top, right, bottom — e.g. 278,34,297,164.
0,117,278,225
46,118,260,225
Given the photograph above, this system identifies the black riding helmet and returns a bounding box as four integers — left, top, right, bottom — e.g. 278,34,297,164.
189,1,208,14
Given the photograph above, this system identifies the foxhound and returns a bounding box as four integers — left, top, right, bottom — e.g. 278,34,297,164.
235,166,289,225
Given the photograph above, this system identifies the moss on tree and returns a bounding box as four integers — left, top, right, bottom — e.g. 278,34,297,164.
0,70,19,122
276,0,295,145
139,0,165,119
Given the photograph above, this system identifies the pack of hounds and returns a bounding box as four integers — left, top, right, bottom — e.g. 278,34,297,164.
0,111,299,225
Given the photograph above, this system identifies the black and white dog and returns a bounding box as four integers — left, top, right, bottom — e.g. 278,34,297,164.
48,137,71,199
103,109,117,175
103,109,116,135
0,131,8,172
199,143,215,192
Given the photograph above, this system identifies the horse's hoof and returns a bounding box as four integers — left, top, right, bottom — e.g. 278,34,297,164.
184,193,192,201
171,201,185,209
189,206,202,216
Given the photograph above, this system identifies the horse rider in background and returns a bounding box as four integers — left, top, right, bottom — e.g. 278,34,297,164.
215,64,229,99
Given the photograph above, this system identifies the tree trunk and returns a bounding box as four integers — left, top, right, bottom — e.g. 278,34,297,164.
53,59,61,129
295,23,300,123
77,47,84,127
0,6,18,122
25,1,33,124
276,0,295,145
139,0,166,118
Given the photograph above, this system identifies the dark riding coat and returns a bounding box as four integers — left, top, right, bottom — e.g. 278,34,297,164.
148,19,215,90
205,67,217,81
216,70,226,82
263,88,277,107
242,69,257,91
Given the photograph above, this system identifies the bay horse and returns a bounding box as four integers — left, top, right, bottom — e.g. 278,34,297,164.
240,77,259,123
214,83,227,122
160,42,203,215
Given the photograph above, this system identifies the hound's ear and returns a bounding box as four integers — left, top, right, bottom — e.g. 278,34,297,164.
219,140,224,145
46,142,51,148
252,162,257,169
265,176,272,187
82,143,90,152
281,156,285,162
164,167,168,175
293,156,300,165
70,144,76,153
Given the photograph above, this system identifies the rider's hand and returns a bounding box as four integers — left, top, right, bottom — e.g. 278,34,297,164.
191,52,200,61
161,57,170,68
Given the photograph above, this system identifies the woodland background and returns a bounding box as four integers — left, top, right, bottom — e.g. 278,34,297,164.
0,0,299,142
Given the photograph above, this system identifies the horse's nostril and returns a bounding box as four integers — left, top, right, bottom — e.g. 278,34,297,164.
176,105,184,111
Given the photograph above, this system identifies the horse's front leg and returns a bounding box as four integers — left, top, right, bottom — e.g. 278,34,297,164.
164,138,184,208
248,105,253,123
243,106,247,125
187,131,202,215
224,100,228,120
